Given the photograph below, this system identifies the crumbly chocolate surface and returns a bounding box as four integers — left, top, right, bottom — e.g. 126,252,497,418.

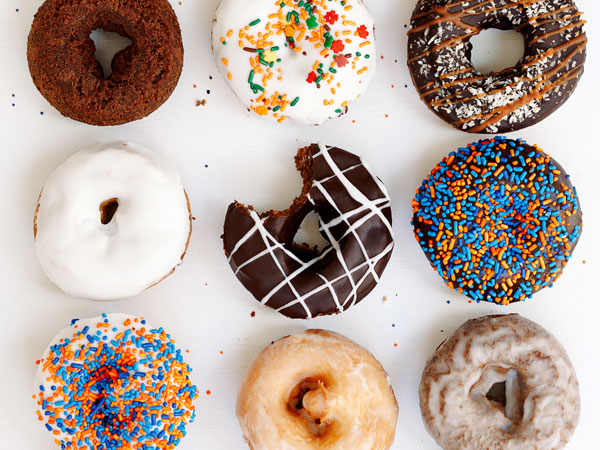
27,0,184,126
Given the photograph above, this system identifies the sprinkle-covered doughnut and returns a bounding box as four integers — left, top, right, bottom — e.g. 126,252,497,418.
420,314,580,450
407,0,587,133
212,0,376,124
223,143,393,319
27,0,183,126
412,137,582,305
237,329,399,450
34,141,192,300
34,313,198,450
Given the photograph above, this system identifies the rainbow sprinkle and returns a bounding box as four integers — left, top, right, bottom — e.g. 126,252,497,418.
34,314,198,450
412,137,582,305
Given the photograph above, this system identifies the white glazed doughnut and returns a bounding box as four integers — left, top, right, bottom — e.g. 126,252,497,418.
237,329,398,450
419,314,580,450
34,141,191,300
212,0,376,125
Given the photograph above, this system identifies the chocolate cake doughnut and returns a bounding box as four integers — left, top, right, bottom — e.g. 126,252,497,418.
223,143,394,319
27,0,183,126
412,137,582,305
420,314,580,450
407,0,587,133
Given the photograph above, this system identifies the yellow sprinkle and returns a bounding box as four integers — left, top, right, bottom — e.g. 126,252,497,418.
227,72,232,80
226,29,234,38
359,41,371,48
221,58,229,66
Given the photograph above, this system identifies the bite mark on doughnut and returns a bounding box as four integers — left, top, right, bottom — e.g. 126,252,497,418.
100,198,119,225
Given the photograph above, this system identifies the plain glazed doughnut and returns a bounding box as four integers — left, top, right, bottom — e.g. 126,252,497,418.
34,313,198,449
212,0,376,124
237,329,399,450
407,0,587,133
27,0,184,126
420,314,580,450
223,143,394,319
34,141,192,300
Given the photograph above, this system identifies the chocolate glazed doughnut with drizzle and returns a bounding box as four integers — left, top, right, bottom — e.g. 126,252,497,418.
407,0,587,133
222,143,394,319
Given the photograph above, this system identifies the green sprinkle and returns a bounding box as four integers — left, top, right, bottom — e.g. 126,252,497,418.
315,75,322,84
249,19,261,27
248,70,254,83
364,54,371,59
329,67,337,74
356,52,361,57
222,41,226,45
324,36,333,48
306,15,318,29
272,105,281,112
335,108,342,113
271,46,280,51
291,97,300,106
254,84,264,92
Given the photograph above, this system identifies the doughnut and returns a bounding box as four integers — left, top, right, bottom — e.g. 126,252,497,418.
420,314,580,449
27,0,183,126
407,0,587,133
34,141,192,300
237,329,398,450
223,143,393,319
34,313,198,450
412,137,582,305
212,0,376,124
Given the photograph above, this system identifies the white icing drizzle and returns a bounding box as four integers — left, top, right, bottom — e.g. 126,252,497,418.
227,143,393,318
420,314,580,450
212,0,377,124
34,141,191,300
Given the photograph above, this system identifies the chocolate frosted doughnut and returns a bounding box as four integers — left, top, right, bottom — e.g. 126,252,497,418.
27,0,183,126
223,143,393,319
420,314,580,450
407,0,587,133
412,137,582,305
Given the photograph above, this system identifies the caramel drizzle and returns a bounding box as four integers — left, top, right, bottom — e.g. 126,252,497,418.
408,0,586,132
453,38,587,131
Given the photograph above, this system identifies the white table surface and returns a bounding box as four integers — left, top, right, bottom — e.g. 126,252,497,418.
1,1,599,449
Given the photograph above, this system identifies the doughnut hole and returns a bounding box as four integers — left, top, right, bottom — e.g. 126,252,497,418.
475,366,525,424
90,29,132,79
287,377,330,436
100,198,119,225
468,28,525,75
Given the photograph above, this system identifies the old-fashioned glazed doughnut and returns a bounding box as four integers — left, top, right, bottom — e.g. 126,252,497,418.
420,314,580,450
412,137,582,305
27,0,183,126
407,0,587,133
34,141,192,300
237,329,399,450
223,143,394,319
212,0,376,124
34,313,198,450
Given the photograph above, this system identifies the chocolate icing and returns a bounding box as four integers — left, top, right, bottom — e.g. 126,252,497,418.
223,143,394,319
407,0,587,133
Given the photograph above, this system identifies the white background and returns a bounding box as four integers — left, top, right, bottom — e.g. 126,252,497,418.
1,0,599,449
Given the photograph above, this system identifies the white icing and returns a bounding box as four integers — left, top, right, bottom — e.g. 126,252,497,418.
212,0,377,125
227,143,393,318
35,141,191,300
420,314,580,450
